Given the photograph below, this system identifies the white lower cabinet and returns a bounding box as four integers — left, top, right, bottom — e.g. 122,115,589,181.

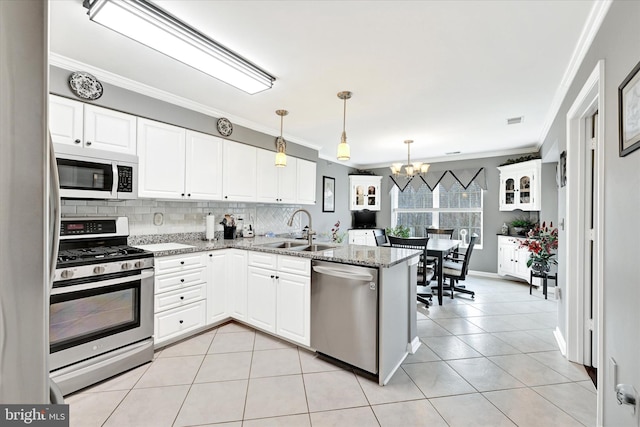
206,250,229,325
497,236,533,281
247,252,310,346
226,249,249,321
153,253,207,346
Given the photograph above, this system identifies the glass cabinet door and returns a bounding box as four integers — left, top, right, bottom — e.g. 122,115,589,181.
504,178,515,206
519,175,531,204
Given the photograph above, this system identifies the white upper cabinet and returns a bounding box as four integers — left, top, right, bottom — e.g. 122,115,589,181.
223,140,257,202
349,175,382,211
137,118,186,199
296,158,317,205
185,130,223,200
256,148,297,203
49,95,137,155
497,159,542,211
138,118,223,200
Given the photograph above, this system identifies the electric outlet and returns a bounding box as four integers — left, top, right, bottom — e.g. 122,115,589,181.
555,288,561,300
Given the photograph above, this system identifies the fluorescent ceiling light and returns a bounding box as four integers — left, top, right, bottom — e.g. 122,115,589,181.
84,0,275,94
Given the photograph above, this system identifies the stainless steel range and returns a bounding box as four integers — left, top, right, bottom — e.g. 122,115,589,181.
50,217,154,395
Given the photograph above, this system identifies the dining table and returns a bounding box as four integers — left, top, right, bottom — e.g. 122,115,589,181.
427,239,461,305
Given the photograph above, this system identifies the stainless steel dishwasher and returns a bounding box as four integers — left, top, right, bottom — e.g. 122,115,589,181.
311,260,378,374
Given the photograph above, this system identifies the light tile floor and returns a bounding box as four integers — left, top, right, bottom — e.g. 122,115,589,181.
66,275,596,426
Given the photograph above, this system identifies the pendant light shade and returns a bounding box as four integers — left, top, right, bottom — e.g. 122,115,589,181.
275,110,288,167
337,91,352,161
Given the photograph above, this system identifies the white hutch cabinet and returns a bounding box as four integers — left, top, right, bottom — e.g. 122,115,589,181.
497,159,542,211
349,175,382,211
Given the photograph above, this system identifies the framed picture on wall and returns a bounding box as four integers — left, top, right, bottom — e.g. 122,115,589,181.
322,176,335,212
619,60,640,157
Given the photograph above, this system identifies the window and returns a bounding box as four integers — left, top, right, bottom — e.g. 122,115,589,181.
391,181,483,247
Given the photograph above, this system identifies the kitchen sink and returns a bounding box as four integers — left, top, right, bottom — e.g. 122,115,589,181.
256,242,336,252
258,241,308,249
290,244,336,252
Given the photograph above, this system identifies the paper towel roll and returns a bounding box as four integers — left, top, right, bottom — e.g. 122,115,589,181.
205,214,216,240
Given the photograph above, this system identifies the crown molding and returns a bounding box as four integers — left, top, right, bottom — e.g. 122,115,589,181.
49,53,321,152
537,0,612,146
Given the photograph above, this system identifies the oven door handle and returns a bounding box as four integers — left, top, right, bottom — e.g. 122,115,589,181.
51,270,153,295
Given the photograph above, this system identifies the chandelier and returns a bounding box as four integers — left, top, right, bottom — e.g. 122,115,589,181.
390,140,430,177
274,110,288,167
336,91,351,161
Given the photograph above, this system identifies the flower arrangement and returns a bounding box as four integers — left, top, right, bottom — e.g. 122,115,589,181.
518,221,559,272
331,220,345,243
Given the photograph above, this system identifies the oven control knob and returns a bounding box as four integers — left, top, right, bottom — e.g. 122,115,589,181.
93,266,105,275
121,262,132,271
135,261,144,269
60,269,74,279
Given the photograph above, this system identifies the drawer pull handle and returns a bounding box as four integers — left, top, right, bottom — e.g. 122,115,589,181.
181,279,185,282
180,261,185,265
179,320,184,324
180,296,185,300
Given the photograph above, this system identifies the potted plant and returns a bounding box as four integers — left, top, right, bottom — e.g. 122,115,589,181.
518,221,559,273
385,225,410,238
510,217,536,236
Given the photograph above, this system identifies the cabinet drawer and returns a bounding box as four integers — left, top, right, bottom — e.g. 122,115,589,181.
248,251,277,269
155,283,206,313
155,253,204,275
154,300,206,344
277,255,310,276
155,268,207,294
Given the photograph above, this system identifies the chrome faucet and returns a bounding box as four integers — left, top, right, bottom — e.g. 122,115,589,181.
288,209,315,245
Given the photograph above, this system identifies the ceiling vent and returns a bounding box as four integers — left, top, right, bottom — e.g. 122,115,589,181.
507,116,524,125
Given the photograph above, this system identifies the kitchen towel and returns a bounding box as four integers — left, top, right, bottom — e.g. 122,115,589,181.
205,214,216,240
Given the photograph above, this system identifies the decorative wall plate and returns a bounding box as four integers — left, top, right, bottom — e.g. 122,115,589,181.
68,71,103,100
217,117,233,137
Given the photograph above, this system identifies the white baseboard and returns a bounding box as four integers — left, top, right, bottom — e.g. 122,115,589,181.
554,327,567,355
408,337,421,354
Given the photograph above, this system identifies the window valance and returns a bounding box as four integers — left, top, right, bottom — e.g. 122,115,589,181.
388,167,487,192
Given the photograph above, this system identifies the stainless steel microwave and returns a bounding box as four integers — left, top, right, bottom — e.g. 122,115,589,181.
54,144,138,200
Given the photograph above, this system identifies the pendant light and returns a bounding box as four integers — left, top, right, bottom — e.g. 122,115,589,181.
275,109,288,167
337,91,352,161
390,140,430,177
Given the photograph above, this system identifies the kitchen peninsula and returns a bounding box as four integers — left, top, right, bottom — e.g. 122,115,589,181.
132,235,422,386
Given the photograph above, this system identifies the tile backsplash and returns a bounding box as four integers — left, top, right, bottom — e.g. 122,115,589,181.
61,199,303,236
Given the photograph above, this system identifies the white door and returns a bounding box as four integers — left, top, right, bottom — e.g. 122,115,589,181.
137,118,186,199
185,130,223,200
84,104,137,154
226,250,248,321
223,141,257,201
276,271,310,346
49,95,83,147
296,158,317,205
247,266,277,333
278,157,298,203
255,148,279,203
206,251,228,325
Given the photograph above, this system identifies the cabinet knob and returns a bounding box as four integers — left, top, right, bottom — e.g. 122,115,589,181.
187,193,191,197
180,278,185,282
180,261,185,265
275,276,279,280
224,196,228,199
86,141,92,146
270,275,275,279
179,320,183,324
209,254,213,257
74,139,81,144
181,193,185,197
180,296,185,300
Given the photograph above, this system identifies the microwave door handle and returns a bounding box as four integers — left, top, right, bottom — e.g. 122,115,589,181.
111,162,118,198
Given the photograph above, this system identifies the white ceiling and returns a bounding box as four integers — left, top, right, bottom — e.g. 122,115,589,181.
49,0,603,167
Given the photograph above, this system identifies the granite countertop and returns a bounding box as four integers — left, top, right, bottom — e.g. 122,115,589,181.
129,234,420,268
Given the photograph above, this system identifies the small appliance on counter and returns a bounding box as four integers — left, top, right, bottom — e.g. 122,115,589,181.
221,214,236,239
243,223,254,237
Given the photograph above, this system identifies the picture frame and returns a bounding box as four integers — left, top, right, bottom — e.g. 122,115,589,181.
322,176,335,212
619,60,640,157
559,151,567,187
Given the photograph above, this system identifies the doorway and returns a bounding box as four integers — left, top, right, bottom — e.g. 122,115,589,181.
565,60,604,421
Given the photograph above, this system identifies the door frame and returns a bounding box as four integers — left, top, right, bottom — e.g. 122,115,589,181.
565,60,604,423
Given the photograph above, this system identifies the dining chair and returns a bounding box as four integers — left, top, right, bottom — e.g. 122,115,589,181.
426,227,455,240
438,235,478,299
373,229,387,246
387,236,434,306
